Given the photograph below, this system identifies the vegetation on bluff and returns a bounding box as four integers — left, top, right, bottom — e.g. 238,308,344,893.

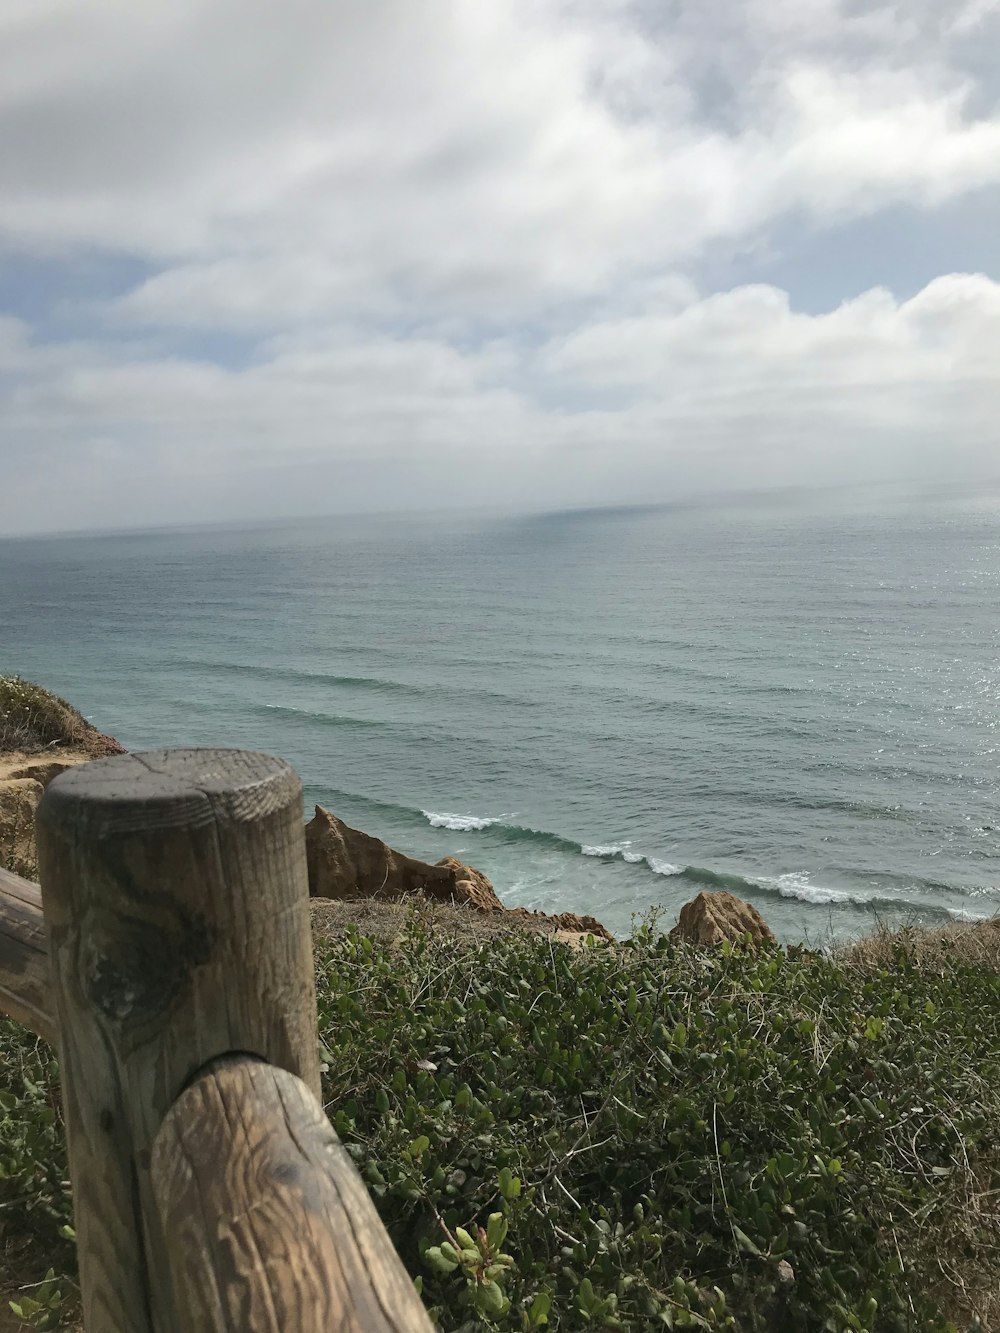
2,909,1000,1330
0,676,122,760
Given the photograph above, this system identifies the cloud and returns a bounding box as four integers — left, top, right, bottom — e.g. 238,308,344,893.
2,1,998,319
0,0,998,531
542,274,1000,388
1,273,998,533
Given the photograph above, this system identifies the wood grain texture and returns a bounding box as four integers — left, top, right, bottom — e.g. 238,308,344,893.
0,867,55,1044
153,1055,434,1333
36,749,320,1333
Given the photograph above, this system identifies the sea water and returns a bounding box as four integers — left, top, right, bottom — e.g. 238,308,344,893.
2,482,999,942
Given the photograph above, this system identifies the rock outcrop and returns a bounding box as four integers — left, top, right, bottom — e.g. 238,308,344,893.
305,806,505,911
0,777,44,877
671,890,775,949
0,740,126,879
509,906,614,942
434,856,506,913
304,805,612,937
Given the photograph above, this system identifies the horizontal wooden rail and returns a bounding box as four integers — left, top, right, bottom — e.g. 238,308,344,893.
153,1054,433,1332
0,866,55,1043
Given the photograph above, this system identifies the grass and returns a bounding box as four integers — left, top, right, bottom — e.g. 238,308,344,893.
838,917,1000,972
0,678,121,759
3,912,1000,1330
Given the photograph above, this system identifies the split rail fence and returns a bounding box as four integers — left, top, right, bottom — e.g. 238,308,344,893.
0,747,433,1332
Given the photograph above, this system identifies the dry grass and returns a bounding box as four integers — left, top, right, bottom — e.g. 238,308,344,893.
837,914,1000,971
835,916,1000,1330
0,677,122,759
309,895,586,946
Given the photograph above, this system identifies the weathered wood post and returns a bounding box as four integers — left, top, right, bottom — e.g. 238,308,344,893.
35,749,323,1332
152,1053,433,1331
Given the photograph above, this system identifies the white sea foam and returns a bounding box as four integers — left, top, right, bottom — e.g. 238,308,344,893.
945,903,996,921
762,872,852,905
646,858,683,877
557,840,684,877
422,811,502,832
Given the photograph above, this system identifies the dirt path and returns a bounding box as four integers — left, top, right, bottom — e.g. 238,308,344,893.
0,749,89,784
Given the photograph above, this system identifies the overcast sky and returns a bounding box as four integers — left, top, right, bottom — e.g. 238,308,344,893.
1,0,999,534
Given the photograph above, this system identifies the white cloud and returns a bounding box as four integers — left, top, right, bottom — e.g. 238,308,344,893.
0,0,997,325
0,1,998,530
542,275,1000,386
1,273,998,533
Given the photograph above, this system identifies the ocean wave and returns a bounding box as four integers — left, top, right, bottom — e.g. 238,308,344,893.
582,842,631,858
166,657,425,695
423,811,505,832
311,792,992,923
751,871,997,921
673,864,934,915
944,904,998,921
670,865,863,908
581,842,682,876
259,703,385,729
773,794,913,821
674,865,764,897
647,857,684,876
164,655,534,709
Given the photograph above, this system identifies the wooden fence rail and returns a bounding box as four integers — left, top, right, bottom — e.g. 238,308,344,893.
0,748,432,1333
0,866,54,1043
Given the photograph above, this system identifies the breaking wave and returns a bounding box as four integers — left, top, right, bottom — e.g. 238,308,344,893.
423,811,506,832
300,790,995,925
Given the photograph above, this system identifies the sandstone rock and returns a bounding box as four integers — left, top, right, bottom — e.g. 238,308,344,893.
434,856,505,913
671,890,775,949
508,906,614,941
0,778,44,877
305,806,504,911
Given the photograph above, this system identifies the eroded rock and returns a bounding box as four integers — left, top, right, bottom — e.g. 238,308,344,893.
305,806,505,911
508,906,614,941
304,806,612,936
0,778,44,877
671,890,775,949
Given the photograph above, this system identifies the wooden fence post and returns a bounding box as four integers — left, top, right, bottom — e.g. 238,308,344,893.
36,749,320,1333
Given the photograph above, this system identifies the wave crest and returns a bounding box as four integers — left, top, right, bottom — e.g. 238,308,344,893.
311,793,989,924
423,811,504,832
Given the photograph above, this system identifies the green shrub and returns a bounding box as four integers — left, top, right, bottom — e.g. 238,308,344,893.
0,1027,75,1326
315,920,1000,1331
4,921,1000,1329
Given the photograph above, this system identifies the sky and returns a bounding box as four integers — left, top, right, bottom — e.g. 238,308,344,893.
1,0,999,535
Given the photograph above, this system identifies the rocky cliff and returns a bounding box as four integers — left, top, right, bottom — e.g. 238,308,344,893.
304,805,614,938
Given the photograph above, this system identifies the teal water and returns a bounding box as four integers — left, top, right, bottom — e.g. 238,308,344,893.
2,484,999,942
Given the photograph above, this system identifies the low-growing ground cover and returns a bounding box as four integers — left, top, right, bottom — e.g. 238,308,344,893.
2,913,1000,1330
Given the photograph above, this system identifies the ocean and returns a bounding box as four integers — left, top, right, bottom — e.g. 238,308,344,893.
2,483,999,942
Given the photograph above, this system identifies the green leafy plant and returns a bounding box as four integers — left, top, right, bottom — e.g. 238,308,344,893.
5,913,1000,1329
9,1270,68,1329
424,1209,516,1322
